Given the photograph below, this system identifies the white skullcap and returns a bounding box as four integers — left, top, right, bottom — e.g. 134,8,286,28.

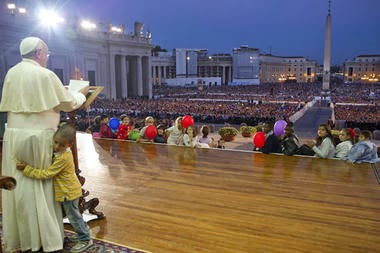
19,37,42,56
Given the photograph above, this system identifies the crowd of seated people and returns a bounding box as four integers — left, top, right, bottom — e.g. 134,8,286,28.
153,82,321,103
330,82,379,104
63,82,379,163
253,122,378,163
334,104,379,124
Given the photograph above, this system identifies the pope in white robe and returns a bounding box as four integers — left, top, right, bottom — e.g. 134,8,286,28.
0,37,87,252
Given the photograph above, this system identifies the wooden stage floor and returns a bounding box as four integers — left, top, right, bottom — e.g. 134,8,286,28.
72,133,380,253
2,133,378,253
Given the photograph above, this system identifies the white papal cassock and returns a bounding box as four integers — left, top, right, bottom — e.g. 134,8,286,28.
0,59,85,252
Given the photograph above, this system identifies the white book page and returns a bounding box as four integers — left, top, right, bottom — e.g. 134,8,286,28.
68,79,89,93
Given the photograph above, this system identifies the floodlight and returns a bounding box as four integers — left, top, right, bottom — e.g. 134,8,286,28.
80,20,96,30
111,26,122,33
38,9,65,27
7,3,16,10
18,8,26,13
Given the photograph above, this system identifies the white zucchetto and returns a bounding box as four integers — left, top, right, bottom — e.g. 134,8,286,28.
19,37,41,56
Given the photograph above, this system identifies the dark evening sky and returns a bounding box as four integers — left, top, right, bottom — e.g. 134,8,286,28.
60,0,379,64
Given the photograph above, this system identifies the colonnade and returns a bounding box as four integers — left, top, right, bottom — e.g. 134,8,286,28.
110,54,152,99
151,65,233,85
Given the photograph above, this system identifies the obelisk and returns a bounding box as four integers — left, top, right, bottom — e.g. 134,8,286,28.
322,0,332,91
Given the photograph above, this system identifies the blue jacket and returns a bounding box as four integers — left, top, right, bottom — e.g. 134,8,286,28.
348,140,379,163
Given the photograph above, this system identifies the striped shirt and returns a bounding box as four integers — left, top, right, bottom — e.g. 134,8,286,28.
23,149,82,202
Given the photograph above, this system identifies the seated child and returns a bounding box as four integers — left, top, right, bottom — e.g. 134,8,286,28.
154,124,167,144
347,130,379,163
16,124,93,253
99,114,115,138
117,115,133,140
136,116,155,143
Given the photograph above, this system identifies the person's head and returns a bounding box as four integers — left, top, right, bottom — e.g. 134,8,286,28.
94,115,101,125
339,128,353,142
156,124,165,135
201,125,209,138
20,37,50,67
284,125,294,137
185,125,196,136
121,116,130,125
317,124,331,138
145,116,154,125
53,124,76,153
262,123,273,134
175,117,183,128
100,114,109,124
358,130,372,142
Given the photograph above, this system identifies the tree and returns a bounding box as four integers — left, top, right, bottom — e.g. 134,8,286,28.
152,45,168,56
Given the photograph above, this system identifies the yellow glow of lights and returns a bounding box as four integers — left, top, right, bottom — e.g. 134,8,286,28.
81,20,96,30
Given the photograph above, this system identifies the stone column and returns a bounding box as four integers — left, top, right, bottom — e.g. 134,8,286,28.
163,66,167,83
152,65,156,85
137,56,143,96
109,54,116,98
120,55,128,98
222,66,225,85
145,56,152,99
229,67,232,85
158,66,162,85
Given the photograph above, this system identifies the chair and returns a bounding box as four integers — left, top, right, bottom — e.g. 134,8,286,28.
373,130,380,141
0,175,16,251
353,128,361,135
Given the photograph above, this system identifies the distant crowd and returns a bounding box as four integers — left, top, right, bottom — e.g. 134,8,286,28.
61,82,380,163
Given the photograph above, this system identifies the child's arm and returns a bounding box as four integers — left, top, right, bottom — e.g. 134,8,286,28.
16,155,68,180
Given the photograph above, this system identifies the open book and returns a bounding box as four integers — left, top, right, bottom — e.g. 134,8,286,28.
67,79,89,93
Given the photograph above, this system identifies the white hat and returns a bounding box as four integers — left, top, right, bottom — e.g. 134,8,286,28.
19,37,41,56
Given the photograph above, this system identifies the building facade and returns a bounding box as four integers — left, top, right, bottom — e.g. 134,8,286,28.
344,55,380,83
0,3,153,99
260,55,318,83
151,45,317,86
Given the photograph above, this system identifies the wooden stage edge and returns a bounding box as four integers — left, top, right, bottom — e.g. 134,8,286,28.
5,133,380,253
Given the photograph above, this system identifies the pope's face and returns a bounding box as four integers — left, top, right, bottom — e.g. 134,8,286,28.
36,43,49,67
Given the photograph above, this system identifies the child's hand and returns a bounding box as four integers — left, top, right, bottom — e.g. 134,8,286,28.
16,162,27,171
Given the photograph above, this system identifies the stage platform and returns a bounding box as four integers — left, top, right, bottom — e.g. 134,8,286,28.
72,133,380,253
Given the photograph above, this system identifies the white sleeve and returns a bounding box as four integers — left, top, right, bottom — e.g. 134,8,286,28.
54,91,86,112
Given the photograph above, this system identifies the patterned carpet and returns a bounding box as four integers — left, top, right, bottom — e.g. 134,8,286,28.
0,214,149,253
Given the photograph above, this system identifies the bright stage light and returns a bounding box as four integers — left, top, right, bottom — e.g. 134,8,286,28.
111,26,122,33
38,9,65,27
80,20,96,30
18,8,26,14
7,3,16,10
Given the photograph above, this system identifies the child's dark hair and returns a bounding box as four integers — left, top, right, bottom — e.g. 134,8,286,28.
360,130,372,140
201,125,209,138
316,124,333,146
55,124,76,143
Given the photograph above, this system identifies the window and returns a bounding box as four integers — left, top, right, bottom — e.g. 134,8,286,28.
88,70,96,86
54,69,64,83
307,67,311,76
348,67,353,76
